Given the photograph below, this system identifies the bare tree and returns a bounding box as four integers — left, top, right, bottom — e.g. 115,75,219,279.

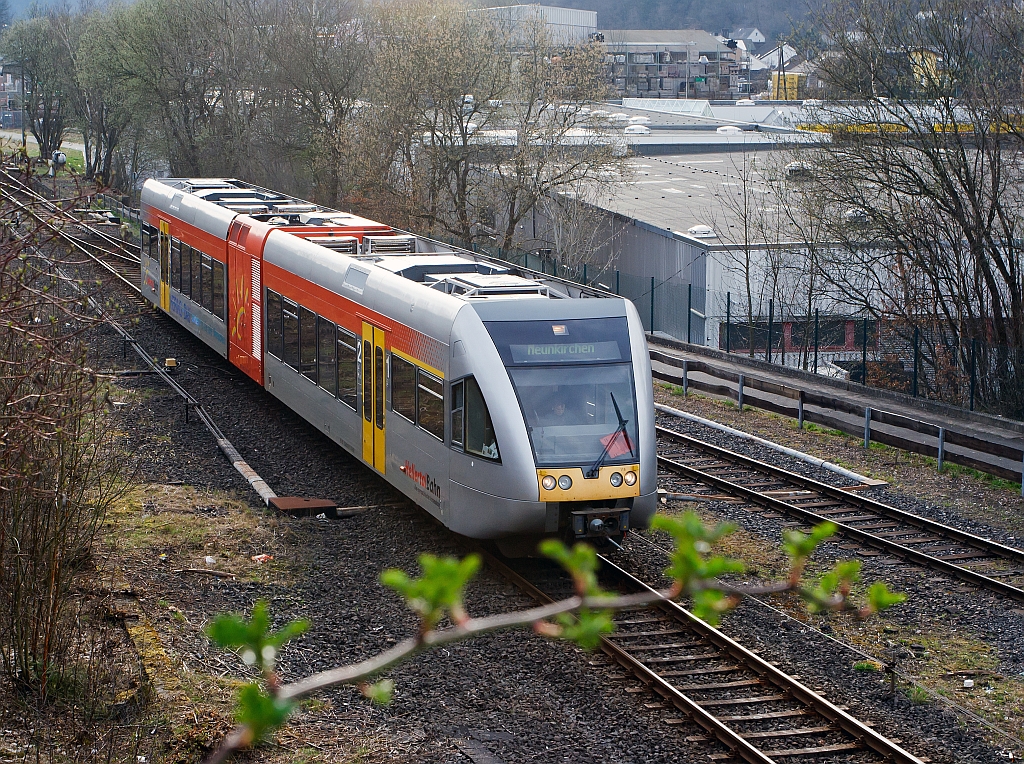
802,0,1024,413
263,0,367,205
535,180,626,281
478,20,630,254
1,13,75,158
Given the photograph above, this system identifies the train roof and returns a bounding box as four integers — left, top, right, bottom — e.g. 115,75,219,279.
143,178,617,308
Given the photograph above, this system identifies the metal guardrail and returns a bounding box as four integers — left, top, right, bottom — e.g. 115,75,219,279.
95,192,141,226
651,350,1024,493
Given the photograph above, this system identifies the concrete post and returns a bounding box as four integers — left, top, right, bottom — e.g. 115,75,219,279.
737,374,744,411
682,359,688,396
864,407,871,448
937,428,945,471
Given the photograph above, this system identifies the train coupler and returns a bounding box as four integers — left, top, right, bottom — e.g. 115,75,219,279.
571,509,629,538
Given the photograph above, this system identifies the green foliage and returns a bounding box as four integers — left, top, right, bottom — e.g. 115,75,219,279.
362,678,395,705
552,609,615,650
236,683,294,743
206,600,310,672
907,685,931,704
652,512,744,595
804,559,861,612
783,522,837,567
540,540,615,649
539,539,603,596
691,588,735,626
381,553,480,630
206,601,310,745
865,581,907,614
854,660,882,671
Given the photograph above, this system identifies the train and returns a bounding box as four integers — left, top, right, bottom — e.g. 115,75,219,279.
139,178,656,551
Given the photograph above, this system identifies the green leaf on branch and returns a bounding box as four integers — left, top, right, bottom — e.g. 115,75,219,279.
553,608,614,650
803,559,862,612
865,581,907,614
381,553,480,631
691,588,735,626
362,678,395,705
236,682,294,743
651,512,743,594
206,600,310,672
539,539,604,596
782,522,837,581
783,521,837,561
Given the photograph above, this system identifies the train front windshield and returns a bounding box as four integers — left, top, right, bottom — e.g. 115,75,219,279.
485,318,639,468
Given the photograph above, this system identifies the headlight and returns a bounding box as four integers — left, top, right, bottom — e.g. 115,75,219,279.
623,471,637,486
542,475,556,490
557,475,573,490
609,472,623,487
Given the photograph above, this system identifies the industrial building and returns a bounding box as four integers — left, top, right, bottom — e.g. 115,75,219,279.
513,101,865,367
600,29,752,99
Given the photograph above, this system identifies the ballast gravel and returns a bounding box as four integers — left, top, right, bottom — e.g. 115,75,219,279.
85,267,1018,762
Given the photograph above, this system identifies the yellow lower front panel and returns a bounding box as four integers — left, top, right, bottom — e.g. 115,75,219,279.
536,465,640,502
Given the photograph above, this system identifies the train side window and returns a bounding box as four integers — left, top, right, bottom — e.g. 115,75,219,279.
212,260,225,320
200,254,213,311
265,290,283,358
317,317,336,396
417,371,444,440
391,355,416,423
337,330,358,410
465,376,499,461
181,244,192,297
362,340,372,422
450,381,464,449
171,238,181,291
374,347,385,429
141,228,150,259
299,306,317,382
191,246,201,299
282,299,299,370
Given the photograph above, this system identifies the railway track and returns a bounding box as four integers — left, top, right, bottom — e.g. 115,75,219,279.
656,424,1024,602
0,171,143,295
481,547,924,764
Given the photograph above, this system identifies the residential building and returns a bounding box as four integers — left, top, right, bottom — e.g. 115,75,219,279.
730,27,766,46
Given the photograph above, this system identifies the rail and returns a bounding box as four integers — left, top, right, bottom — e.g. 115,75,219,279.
650,349,1024,492
656,425,1024,602
475,543,925,764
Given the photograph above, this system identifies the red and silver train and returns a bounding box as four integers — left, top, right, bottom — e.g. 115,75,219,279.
140,178,656,548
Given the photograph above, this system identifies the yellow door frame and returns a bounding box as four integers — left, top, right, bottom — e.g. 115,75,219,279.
158,220,170,311
361,322,387,474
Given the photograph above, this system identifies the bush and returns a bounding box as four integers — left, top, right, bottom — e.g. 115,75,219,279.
0,214,131,698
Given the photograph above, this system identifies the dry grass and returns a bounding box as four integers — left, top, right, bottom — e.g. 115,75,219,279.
67,483,409,763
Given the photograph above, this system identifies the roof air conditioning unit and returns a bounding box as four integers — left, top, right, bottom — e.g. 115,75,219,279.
363,235,416,254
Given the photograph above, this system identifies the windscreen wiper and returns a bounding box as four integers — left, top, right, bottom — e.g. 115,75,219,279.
585,392,634,478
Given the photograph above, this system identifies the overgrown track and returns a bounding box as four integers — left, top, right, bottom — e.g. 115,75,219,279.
0,171,143,296
480,547,924,764
657,425,1024,601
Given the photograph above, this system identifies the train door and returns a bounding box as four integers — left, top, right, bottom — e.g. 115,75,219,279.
158,220,170,311
361,322,387,474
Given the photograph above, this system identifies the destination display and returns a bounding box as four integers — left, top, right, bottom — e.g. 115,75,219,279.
510,341,621,364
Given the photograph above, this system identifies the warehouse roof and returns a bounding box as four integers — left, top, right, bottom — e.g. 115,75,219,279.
600,29,723,50
591,150,803,244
